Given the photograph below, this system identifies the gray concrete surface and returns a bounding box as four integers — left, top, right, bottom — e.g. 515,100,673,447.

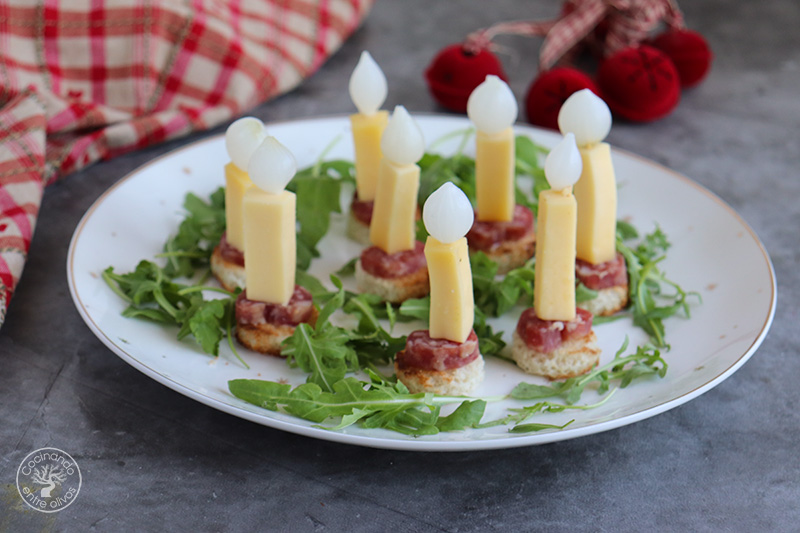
2,0,798,531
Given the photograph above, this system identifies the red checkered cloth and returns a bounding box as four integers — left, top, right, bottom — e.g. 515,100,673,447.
0,0,374,326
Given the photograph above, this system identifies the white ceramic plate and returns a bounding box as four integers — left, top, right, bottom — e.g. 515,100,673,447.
67,115,776,451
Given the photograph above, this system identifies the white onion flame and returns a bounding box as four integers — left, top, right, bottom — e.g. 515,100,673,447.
349,51,388,116
544,133,583,190
380,105,425,165
225,117,269,171
467,75,518,134
247,136,297,194
423,182,474,244
558,89,612,146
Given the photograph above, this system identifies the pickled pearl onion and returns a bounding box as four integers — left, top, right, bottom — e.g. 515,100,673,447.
349,51,388,116
381,105,425,165
423,182,474,244
545,133,583,190
225,117,268,171
467,75,518,134
558,89,612,146
247,136,297,194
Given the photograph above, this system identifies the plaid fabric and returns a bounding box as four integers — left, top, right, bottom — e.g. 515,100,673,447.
0,0,374,327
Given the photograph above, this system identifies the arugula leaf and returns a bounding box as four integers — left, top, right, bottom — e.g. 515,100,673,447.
470,252,534,317
281,276,409,390
283,323,356,392
575,282,599,303
294,269,334,303
513,136,549,215
291,175,342,269
636,225,670,260
229,376,475,436
473,308,506,357
104,261,186,319
418,153,477,207
343,292,388,333
187,299,227,356
336,258,357,277
415,218,429,243
435,400,486,431
616,224,699,347
282,279,359,391
398,295,431,322
161,189,226,279
511,338,667,405
510,421,574,433
121,306,174,323
286,155,355,271
103,260,242,363
341,291,408,367
616,219,639,241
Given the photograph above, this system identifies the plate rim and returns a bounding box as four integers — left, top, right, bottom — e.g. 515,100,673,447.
66,114,777,451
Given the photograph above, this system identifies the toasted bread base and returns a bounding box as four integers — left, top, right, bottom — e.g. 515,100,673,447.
235,307,319,356
395,355,484,396
511,330,600,380
354,259,429,304
477,231,536,275
211,246,246,292
346,209,372,246
578,285,629,317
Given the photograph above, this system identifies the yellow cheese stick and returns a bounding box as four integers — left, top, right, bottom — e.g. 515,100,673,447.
242,189,296,305
224,162,253,251
575,142,617,264
534,188,576,321
475,127,515,222
369,158,420,254
350,111,389,201
426,236,473,343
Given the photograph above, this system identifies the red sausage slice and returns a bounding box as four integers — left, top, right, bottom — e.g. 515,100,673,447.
235,286,314,327
360,241,427,279
397,330,480,371
576,253,628,290
516,307,593,353
219,232,245,266
467,205,535,252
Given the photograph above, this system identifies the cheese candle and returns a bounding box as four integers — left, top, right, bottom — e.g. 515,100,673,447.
423,182,475,343
224,117,268,251
534,133,583,321
243,136,297,305
349,51,389,201
467,75,518,222
558,89,617,265
370,105,424,254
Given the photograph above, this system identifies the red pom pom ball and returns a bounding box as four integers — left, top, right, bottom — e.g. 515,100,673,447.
597,46,681,122
649,29,713,88
425,44,507,112
525,67,599,130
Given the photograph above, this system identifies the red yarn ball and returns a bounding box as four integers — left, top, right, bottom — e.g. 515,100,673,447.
525,67,599,130
425,44,507,112
597,46,681,122
648,29,713,87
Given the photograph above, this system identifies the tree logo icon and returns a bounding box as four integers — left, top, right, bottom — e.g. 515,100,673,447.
16,448,82,513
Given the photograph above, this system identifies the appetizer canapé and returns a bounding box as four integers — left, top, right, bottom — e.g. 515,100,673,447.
355,106,429,303
512,134,600,379
558,89,629,316
465,75,536,274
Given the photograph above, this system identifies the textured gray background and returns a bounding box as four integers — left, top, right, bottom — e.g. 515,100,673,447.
1,0,798,531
